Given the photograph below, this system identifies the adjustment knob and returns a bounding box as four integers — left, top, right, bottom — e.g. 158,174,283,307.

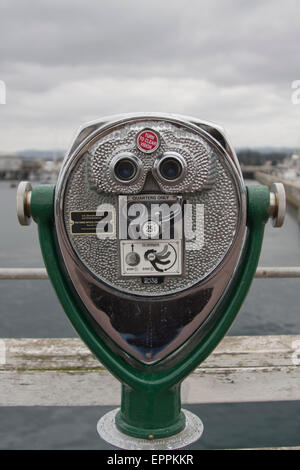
269,182,286,228
17,181,32,226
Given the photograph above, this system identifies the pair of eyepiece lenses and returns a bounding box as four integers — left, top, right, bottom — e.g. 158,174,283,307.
113,155,184,183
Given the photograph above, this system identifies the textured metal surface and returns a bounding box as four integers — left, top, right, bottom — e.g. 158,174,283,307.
54,114,247,363
63,146,239,296
97,408,204,450
88,121,216,194
66,113,242,177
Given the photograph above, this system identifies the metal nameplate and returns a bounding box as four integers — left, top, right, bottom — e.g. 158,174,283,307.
70,210,115,236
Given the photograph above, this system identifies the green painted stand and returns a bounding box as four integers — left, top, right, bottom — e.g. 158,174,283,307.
31,184,270,439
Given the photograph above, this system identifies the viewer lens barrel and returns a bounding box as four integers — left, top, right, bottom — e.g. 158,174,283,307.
159,157,183,181
114,159,137,182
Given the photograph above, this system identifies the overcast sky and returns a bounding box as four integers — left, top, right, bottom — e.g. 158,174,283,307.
0,0,300,151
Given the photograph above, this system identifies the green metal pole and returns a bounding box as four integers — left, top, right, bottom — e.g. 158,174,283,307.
116,383,185,439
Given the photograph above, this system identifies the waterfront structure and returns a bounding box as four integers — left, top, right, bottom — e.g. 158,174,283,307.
0,153,22,180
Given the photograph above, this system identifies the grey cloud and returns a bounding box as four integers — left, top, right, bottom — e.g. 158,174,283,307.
0,0,300,150
1,0,300,87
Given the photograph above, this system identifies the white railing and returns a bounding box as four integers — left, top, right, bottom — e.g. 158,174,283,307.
1,266,300,279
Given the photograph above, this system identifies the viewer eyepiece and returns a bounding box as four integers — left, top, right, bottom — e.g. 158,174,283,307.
114,158,137,181
110,152,141,183
159,157,183,181
153,151,187,185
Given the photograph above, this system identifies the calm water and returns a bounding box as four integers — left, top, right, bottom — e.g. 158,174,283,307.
0,180,300,449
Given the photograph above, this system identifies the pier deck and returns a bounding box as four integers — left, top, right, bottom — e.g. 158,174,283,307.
1,335,300,406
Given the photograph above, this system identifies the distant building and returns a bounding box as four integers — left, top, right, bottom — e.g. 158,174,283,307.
39,159,62,183
20,158,43,181
0,151,63,181
272,153,300,181
290,154,300,171
0,153,22,179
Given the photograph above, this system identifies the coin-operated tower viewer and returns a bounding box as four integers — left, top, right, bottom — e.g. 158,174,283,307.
17,113,285,449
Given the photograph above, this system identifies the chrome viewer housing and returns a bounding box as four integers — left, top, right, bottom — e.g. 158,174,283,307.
54,113,247,364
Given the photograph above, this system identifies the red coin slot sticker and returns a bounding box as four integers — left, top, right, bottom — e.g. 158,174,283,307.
136,129,159,153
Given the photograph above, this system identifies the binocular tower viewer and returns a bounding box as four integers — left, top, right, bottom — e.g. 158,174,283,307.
17,113,285,449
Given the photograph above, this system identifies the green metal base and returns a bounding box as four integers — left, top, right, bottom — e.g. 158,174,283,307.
115,383,185,439
115,411,186,440
98,408,203,450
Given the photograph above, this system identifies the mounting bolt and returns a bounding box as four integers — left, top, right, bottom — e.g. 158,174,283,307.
17,181,32,226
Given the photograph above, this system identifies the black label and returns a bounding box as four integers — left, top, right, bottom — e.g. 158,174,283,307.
70,210,114,235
